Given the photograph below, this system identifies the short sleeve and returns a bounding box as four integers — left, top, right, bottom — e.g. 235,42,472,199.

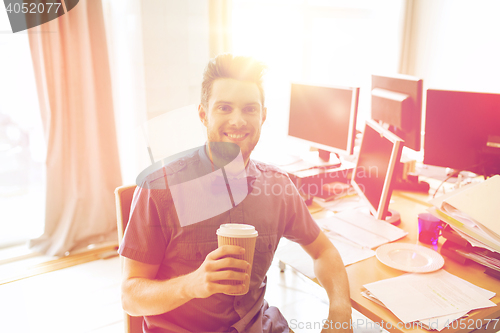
118,183,167,264
282,176,321,246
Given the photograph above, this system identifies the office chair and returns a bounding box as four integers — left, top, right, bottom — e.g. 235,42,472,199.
115,185,143,333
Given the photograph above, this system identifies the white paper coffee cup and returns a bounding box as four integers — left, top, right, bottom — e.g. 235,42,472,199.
216,224,258,295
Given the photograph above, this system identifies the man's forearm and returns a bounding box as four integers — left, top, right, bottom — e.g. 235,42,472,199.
122,273,194,317
121,246,250,317
313,246,352,332
314,246,351,308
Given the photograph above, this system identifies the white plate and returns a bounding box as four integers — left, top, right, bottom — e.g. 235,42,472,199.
376,243,445,273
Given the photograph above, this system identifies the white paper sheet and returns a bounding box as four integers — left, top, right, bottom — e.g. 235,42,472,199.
334,209,408,241
417,274,496,331
363,273,496,331
361,289,469,331
327,234,376,266
317,216,389,249
316,210,407,249
275,236,375,279
363,270,496,324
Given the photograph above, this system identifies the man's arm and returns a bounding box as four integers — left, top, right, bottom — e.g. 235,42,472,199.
121,245,250,316
301,231,353,333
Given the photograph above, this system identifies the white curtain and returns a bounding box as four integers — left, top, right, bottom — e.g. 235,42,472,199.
28,0,122,256
209,0,233,57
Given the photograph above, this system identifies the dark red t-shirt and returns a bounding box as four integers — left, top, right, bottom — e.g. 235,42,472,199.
119,147,320,333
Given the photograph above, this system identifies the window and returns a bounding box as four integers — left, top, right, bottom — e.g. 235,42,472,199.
232,0,406,152
0,10,45,249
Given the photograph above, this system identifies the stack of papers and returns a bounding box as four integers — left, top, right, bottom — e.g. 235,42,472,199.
428,175,500,253
362,270,496,331
455,248,500,272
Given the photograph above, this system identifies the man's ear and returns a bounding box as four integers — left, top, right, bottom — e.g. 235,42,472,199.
198,104,208,127
262,107,267,124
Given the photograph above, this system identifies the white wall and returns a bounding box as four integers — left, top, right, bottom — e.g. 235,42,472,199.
231,0,407,156
407,0,500,93
141,0,210,119
104,0,211,183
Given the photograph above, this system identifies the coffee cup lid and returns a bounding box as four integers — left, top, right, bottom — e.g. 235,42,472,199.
216,224,258,238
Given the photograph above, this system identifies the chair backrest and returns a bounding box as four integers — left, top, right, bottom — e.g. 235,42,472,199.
115,185,143,333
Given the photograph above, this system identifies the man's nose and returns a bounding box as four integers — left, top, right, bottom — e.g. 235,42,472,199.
228,109,247,127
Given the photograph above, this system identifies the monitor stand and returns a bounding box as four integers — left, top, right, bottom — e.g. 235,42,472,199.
393,160,430,193
301,149,342,169
394,176,430,193
359,207,401,225
384,209,401,225
445,168,463,178
318,149,332,161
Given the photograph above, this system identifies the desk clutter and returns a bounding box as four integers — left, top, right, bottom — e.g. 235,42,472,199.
428,175,500,279
275,204,407,278
361,270,496,331
276,203,408,278
259,76,500,332
353,176,500,331
274,183,500,331
440,226,500,280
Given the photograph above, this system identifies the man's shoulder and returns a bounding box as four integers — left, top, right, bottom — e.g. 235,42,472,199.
252,160,289,177
163,148,201,176
138,147,204,189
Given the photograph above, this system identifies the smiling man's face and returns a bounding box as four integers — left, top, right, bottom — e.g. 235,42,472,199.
199,78,267,165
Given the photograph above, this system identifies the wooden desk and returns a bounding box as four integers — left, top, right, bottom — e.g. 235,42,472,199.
312,194,500,333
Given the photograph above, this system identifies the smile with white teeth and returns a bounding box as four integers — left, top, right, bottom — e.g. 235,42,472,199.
226,133,246,139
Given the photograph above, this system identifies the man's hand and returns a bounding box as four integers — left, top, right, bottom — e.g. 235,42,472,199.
185,245,251,299
321,306,353,333
121,245,250,316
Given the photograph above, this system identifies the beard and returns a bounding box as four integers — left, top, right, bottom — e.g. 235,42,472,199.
206,127,261,167
207,141,241,168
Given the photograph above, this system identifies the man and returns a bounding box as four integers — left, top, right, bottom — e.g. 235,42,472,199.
119,54,352,333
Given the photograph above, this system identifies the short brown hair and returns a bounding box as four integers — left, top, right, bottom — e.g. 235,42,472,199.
201,54,266,109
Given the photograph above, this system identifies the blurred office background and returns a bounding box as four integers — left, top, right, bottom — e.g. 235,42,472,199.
0,0,499,257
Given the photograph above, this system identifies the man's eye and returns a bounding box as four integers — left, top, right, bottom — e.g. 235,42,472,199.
218,105,231,112
244,107,256,113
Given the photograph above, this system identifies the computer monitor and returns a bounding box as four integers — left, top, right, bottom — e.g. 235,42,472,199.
371,74,423,152
288,83,360,161
351,120,404,223
424,89,500,177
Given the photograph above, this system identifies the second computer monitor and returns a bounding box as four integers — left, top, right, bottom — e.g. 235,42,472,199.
288,83,360,157
351,120,404,221
424,89,500,177
371,74,423,152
